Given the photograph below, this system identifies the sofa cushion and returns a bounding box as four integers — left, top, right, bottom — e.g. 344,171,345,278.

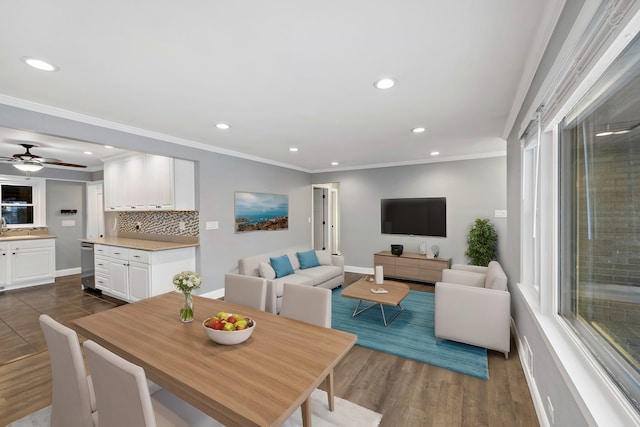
259,262,276,280
485,261,508,291
271,273,315,298
295,265,343,285
297,250,321,269
316,250,333,265
270,255,295,278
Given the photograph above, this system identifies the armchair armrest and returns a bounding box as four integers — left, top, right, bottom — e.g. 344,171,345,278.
331,254,344,268
451,264,488,274
441,269,485,287
435,282,511,356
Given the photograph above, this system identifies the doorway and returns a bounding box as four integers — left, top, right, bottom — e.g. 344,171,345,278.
312,183,340,255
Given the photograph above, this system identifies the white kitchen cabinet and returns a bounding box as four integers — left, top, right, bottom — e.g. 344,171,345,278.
0,238,56,291
0,243,8,287
93,243,194,303
103,160,124,211
122,155,147,210
145,154,195,211
128,261,150,301
103,154,195,211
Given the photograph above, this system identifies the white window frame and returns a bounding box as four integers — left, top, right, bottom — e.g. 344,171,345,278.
521,126,541,298
0,175,47,228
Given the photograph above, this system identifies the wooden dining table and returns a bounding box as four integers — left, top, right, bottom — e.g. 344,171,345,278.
73,292,357,427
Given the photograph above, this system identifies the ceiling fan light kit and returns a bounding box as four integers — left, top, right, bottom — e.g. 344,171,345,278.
13,161,44,172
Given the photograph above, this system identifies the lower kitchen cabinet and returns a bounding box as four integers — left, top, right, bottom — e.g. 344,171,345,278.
94,244,195,302
0,238,56,291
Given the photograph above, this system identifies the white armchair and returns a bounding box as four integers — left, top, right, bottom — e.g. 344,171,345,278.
434,261,511,358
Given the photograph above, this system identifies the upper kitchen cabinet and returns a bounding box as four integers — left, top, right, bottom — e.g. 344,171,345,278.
103,154,195,211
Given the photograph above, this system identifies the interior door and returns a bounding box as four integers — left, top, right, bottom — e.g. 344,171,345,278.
312,183,339,254
313,188,328,251
86,182,104,238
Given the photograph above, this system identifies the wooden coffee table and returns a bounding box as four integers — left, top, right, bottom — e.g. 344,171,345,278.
341,277,410,326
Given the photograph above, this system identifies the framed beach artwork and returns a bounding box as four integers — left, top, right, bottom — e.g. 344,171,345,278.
234,191,289,233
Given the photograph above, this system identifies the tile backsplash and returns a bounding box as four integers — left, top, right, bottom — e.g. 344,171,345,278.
117,211,199,236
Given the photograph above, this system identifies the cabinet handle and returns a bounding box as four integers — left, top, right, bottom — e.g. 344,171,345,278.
133,255,140,258
113,252,121,255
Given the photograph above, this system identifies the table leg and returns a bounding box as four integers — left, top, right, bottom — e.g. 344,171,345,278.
326,370,334,411
351,299,379,317
380,303,404,327
301,397,312,427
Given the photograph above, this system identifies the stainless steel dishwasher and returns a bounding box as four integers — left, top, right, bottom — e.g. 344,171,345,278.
80,241,96,290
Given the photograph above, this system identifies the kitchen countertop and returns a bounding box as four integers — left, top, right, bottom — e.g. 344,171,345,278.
81,237,198,251
0,234,57,241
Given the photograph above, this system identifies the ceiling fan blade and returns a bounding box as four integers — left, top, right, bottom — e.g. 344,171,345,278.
42,161,88,168
32,157,62,163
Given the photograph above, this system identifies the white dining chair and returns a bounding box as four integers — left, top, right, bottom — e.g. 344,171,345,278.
223,273,267,311
279,283,335,411
39,314,98,427
82,339,223,427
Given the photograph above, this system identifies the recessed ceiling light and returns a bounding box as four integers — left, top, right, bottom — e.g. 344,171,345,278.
21,57,58,71
216,123,230,130
596,131,613,136
331,162,339,166
374,78,395,89
104,145,114,149
289,147,298,152
412,127,426,133
430,151,440,156
84,151,93,155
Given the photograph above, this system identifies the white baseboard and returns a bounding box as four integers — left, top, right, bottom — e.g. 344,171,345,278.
345,265,374,275
56,267,81,277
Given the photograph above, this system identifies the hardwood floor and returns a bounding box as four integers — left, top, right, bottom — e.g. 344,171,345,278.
0,273,539,426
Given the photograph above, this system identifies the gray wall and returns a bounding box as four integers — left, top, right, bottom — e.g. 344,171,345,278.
46,180,85,271
0,103,312,293
313,157,507,269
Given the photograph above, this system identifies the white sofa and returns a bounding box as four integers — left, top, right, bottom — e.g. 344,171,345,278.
229,248,344,314
434,261,511,358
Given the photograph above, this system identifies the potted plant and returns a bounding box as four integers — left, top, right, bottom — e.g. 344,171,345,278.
465,218,497,266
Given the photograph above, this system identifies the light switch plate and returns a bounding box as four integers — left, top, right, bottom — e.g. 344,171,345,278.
61,220,76,227
205,221,219,230
494,209,507,218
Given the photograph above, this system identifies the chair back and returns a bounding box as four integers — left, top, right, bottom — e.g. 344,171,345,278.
279,283,331,328
224,273,267,311
39,314,96,427
83,340,156,427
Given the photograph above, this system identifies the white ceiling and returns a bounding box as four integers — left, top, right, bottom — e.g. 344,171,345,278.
0,1,561,172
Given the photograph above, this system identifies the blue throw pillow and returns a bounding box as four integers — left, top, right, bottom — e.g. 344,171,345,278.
270,255,295,278
297,250,320,269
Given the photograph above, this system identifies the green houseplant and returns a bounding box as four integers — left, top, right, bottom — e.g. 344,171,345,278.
465,218,497,266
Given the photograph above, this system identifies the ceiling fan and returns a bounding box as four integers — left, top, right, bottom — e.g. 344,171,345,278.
0,143,87,172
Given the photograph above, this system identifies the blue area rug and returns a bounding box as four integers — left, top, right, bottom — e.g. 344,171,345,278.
332,289,489,379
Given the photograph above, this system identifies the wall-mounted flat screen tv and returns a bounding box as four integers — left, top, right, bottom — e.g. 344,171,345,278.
381,197,446,237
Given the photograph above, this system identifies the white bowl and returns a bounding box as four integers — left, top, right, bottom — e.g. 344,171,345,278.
202,318,256,345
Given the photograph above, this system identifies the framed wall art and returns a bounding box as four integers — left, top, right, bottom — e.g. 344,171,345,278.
234,191,289,233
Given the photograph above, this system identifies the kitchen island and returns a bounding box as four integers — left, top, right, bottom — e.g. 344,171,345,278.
81,236,198,302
